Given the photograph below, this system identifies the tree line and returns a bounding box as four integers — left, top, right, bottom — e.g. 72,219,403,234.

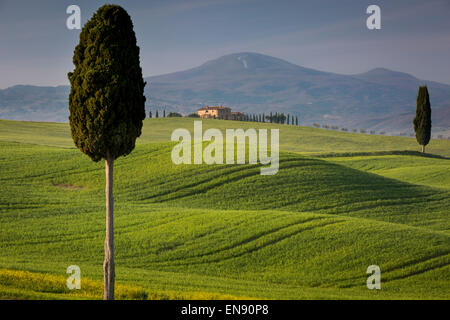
148,109,300,125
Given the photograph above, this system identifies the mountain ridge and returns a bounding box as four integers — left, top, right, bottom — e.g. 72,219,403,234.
1,52,449,134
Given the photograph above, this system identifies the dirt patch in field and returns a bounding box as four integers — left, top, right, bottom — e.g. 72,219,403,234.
54,184,84,191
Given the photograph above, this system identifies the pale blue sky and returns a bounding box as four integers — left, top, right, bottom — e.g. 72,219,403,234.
0,0,449,88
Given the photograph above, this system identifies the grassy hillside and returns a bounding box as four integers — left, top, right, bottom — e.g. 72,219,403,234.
1,118,449,156
0,118,448,299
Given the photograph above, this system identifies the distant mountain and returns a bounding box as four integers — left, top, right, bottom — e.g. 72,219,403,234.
146,53,450,134
1,52,449,134
0,85,70,122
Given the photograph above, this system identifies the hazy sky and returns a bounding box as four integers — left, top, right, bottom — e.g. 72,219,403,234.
1,0,450,88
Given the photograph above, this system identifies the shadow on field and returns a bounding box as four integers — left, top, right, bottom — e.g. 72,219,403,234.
315,150,450,160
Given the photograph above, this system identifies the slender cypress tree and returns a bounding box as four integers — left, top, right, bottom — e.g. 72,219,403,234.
156,110,159,118
68,5,145,300
296,116,298,126
163,109,166,117
413,86,432,153
270,112,273,123
149,109,152,118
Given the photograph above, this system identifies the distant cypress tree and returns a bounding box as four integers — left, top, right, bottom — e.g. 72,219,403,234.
287,114,290,125
163,109,166,117
68,4,145,300
149,109,152,118
262,113,265,123
413,86,432,153
270,112,273,123
155,110,159,118
296,116,298,125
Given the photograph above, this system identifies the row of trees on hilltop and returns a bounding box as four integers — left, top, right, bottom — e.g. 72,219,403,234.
245,113,298,125
147,108,300,125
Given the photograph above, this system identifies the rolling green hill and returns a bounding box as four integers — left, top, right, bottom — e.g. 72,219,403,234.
0,118,449,299
1,118,450,156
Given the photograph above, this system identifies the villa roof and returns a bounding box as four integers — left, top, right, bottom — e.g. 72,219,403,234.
197,106,230,111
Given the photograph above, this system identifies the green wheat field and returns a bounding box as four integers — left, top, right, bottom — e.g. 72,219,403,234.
0,118,449,299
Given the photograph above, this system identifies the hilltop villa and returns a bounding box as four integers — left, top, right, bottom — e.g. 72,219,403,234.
197,106,246,121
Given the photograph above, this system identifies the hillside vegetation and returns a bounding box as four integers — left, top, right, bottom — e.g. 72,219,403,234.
1,118,450,156
0,118,448,299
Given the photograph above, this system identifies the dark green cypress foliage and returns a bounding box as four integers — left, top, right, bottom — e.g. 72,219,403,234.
163,109,166,117
149,109,152,118
296,116,298,125
68,5,146,162
270,112,273,123
156,110,159,118
413,86,432,153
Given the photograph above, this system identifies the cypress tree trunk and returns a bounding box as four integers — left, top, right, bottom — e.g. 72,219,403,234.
422,145,425,153
104,150,115,300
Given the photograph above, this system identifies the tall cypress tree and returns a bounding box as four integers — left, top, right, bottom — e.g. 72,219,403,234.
413,86,432,153
68,5,145,300
155,110,159,118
